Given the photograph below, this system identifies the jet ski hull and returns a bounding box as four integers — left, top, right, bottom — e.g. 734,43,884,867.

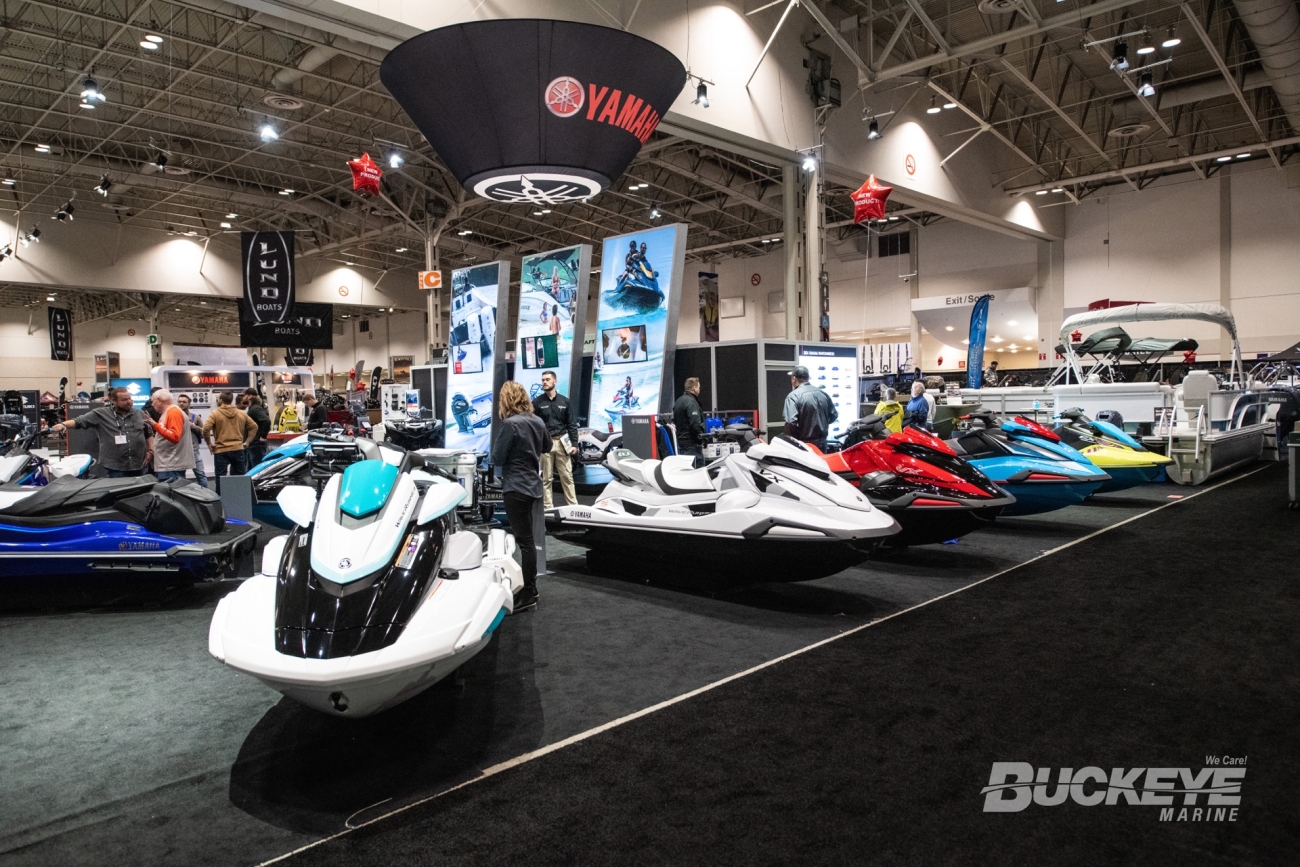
0,519,259,579
1095,463,1166,492
867,495,1011,546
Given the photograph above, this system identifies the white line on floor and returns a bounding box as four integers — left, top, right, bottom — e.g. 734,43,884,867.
257,467,1265,866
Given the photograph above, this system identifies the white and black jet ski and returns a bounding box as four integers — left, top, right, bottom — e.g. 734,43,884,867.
209,440,523,717
547,435,899,585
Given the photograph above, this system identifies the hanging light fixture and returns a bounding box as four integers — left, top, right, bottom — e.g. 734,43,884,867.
53,202,75,222
1111,41,1130,71
388,153,403,168
867,117,880,140
1137,72,1156,98
1162,26,1181,48
1137,33,1156,55
80,75,107,105
154,152,168,171
260,124,279,142
95,174,112,196
693,81,709,108
0,244,12,261
926,95,941,114
21,227,41,246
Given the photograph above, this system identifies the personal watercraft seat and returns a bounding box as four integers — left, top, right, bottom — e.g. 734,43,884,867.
586,429,613,442
647,456,715,496
0,473,158,517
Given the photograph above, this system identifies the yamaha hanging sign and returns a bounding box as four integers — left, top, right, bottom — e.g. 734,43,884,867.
48,307,73,361
241,231,295,324
380,20,686,204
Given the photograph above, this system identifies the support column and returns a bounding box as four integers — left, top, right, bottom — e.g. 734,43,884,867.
1036,239,1065,368
908,224,920,370
782,164,801,340
803,160,824,341
424,206,446,363
1219,166,1232,362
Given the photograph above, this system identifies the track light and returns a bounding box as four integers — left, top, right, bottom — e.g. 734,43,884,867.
1137,34,1156,55
260,125,278,142
926,95,941,114
80,76,107,103
0,244,12,261
801,154,817,172
220,222,232,229
649,204,661,219
95,174,112,196
1237,152,1251,159
2,176,14,186
867,117,880,139
1137,72,1155,98
155,153,167,170
943,100,956,109
279,188,294,195
34,144,51,153
1216,155,1233,162
141,34,163,49
388,153,403,168
53,202,74,222
225,212,238,219
21,227,40,246
457,229,472,236
1161,26,1181,49
1111,41,1129,71
693,81,709,108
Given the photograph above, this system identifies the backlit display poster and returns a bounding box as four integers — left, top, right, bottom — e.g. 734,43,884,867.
515,244,591,402
588,224,687,432
797,344,859,441
446,261,510,452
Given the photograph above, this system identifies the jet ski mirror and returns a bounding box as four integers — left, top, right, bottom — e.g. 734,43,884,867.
277,485,319,528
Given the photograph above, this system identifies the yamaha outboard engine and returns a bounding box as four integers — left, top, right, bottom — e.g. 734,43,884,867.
1095,409,1124,428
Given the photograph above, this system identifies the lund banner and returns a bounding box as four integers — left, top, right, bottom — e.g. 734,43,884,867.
48,306,73,361
285,347,314,366
239,301,334,349
241,231,295,325
966,294,991,389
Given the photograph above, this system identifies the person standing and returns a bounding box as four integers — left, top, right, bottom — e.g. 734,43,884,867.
673,377,707,467
244,395,271,468
203,391,258,476
782,366,837,451
302,393,329,431
983,360,1000,387
904,381,932,431
532,370,579,509
51,386,154,478
873,387,904,434
491,381,549,613
148,389,196,483
176,394,209,488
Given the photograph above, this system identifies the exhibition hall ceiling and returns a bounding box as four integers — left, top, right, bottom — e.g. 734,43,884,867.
0,0,1293,298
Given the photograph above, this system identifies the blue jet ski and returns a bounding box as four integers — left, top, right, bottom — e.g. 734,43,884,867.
0,474,258,580
603,260,664,313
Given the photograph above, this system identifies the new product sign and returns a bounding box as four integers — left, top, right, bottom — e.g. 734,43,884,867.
379,20,686,204
446,261,510,452
515,245,591,403
241,231,295,324
588,224,687,433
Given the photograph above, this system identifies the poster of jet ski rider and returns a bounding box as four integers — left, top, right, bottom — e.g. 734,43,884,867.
515,245,591,402
588,224,687,432
446,262,505,452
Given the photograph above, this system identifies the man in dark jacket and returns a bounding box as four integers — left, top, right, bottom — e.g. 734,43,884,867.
243,395,272,468
672,377,707,467
302,393,330,431
782,365,838,451
532,370,579,508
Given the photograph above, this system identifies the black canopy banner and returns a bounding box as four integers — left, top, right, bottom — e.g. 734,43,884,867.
241,231,295,324
380,19,685,204
48,307,73,361
239,301,333,349
285,347,315,366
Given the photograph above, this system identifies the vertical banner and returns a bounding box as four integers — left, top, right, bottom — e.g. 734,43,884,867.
446,260,510,452
698,271,719,342
967,294,991,388
285,347,314,366
241,231,295,325
515,244,591,402
588,223,687,433
48,307,73,361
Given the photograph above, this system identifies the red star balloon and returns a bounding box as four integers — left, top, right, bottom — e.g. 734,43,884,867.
348,152,383,197
1071,329,1083,343
850,174,893,224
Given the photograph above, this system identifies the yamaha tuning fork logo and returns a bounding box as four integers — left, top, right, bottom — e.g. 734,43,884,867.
981,758,1247,822
544,76,584,117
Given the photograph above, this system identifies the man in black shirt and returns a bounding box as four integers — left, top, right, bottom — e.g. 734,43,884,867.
302,393,330,431
672,377,707,467
531,370,579,508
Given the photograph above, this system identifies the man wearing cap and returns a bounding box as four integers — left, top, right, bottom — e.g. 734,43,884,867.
783,365,837,451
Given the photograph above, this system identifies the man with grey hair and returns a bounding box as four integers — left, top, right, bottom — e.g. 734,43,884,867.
782,365,837,451
148,388,196,483
52,386,154,478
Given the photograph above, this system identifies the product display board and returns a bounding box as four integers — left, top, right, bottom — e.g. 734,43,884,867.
515,244,591,402
797,344,860,440
588,224,687,432
110,378,151,409
446,261,510,452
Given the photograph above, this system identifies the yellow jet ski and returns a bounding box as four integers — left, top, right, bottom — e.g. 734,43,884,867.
1053,408,1173,492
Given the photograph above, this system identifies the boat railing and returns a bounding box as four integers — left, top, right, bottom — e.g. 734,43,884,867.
1168,404,1205,464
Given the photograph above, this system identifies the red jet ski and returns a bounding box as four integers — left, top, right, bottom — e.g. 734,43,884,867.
814,412,1015,546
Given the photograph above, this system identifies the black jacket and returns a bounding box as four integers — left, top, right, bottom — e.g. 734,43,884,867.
672,392,706,450
491,412,549,498
532,391,579,444
305,402,330,430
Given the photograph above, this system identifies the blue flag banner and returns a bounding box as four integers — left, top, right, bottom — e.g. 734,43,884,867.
967,294,991,388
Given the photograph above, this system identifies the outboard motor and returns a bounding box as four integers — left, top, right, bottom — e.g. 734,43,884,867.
1095,409,1124,428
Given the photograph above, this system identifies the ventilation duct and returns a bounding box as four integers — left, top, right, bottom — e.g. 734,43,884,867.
271,45,340,89
1231,0,1300,135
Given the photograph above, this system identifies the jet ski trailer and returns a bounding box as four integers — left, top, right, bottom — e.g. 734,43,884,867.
548,437,900,586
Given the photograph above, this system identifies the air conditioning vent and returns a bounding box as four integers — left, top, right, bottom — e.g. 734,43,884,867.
264,94,305,111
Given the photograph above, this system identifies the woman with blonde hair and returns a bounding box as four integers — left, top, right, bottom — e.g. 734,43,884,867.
490,381,549,612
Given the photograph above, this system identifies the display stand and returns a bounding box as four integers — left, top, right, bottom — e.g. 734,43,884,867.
216,474,254,523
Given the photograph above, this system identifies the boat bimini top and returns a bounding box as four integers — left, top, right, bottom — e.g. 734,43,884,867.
1060,303,1243,386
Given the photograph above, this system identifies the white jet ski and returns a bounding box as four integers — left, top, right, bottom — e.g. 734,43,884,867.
209,441,523,717
547,435,899,586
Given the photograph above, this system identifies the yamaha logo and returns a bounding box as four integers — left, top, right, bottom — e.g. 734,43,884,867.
472,172,604,205
544,76,584,117
338,557,352,570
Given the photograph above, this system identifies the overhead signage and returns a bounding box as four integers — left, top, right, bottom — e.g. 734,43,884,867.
240,231,295,325
47,307,73,361
514,244,591,403
446,261,510,452
419,270,442,290
286,347,314,366
380,20,686,204
165,370,254,390
587,224,687,433
238,301,334,349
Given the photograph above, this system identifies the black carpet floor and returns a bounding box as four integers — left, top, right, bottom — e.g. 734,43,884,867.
275,465,1298,867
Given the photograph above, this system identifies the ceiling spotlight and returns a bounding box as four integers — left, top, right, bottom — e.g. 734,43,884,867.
693,81,709,108
34,144,51,153
185,230,197,237
260,125,278,142
1216,155,1233,162
225,212,238,219
1137,34,1156,55
388,307,394,313
1024,334,1035,341
144,34,164,44
395,247,408,252
279,188,294,195
220,222,231,229
53,202,74,222
80,76,107,103
1111,41,1129,71
1050,187,1064,193
801,154,817,172
21,227,40,246
140,39,160,50
0,245,11,262
888,215,900,221
345,261,355,266
1008,320,1018,326
1035,189,1048,195
47,295,56,302
991,336,1004,343
457,229,472,236
1161,26,1181,49
155,153,168,170
926,95,941,114
95,174,112,196
945,326,954,332
1137,72,1155,98
79,100,96,110
867,117,880,140
943,100,956,109
649,204,661,219
388,153,403,168
1,177,14,186
1236,152,1251,159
